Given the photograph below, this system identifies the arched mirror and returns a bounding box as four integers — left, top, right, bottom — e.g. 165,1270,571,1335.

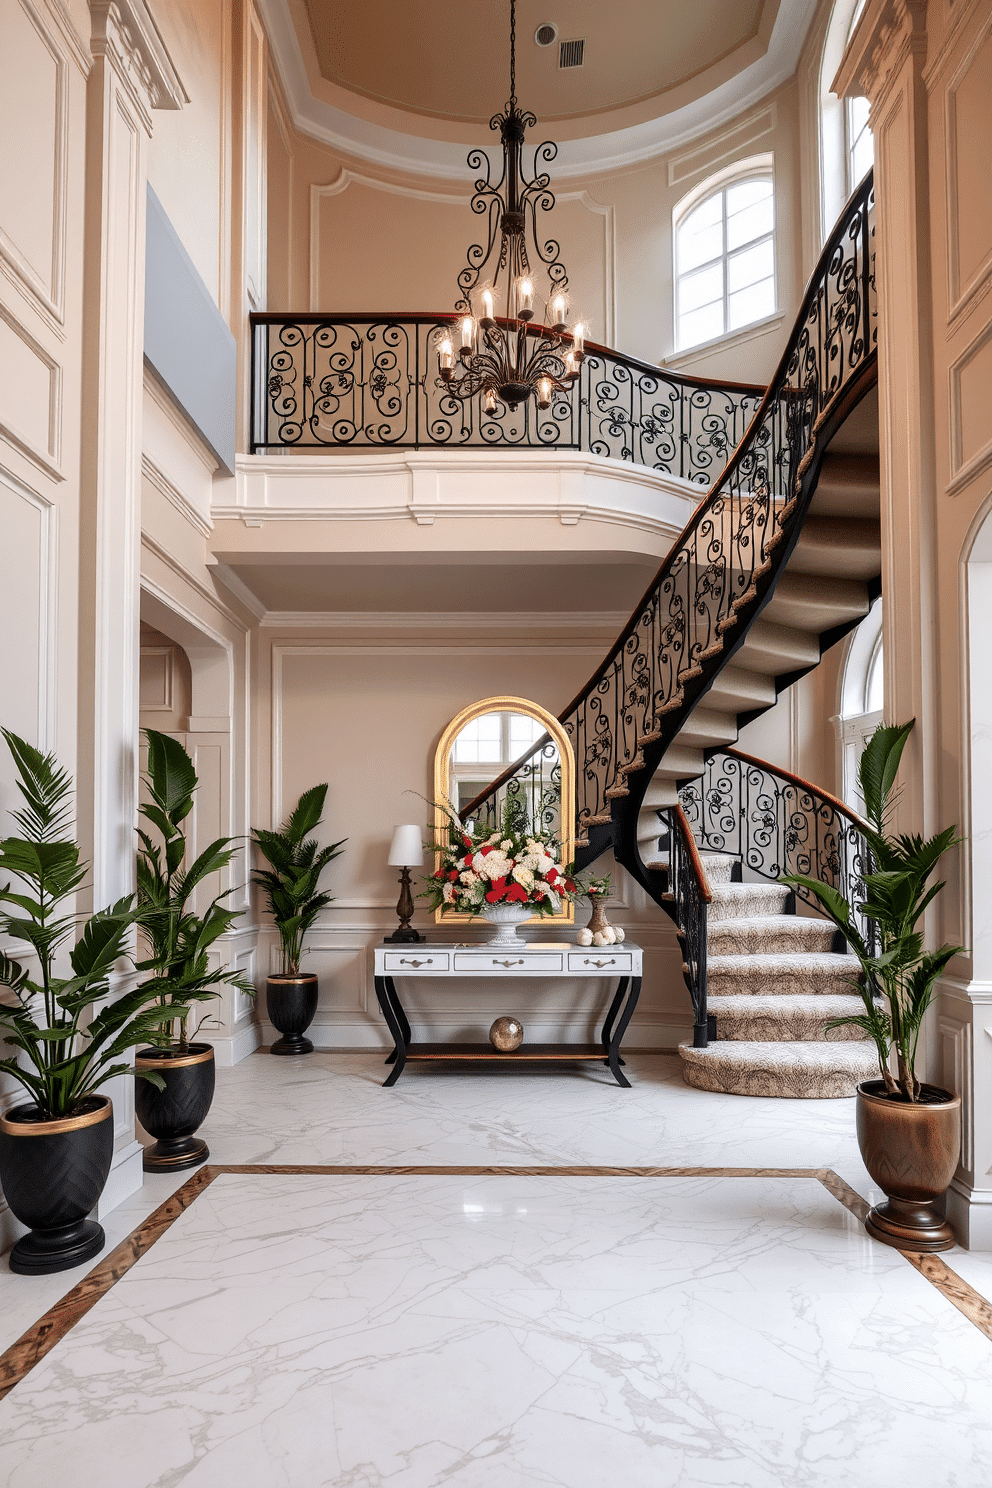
433,696,575,926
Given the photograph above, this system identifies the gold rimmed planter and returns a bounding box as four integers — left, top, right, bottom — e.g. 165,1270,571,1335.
134,1044,216,1173
856,1080,962,1253
266,973,319,1055
0,1096,114,1275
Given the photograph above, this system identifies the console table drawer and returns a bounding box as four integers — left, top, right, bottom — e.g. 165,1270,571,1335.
567,950,634,973
452,951,564,973
382,951,449,972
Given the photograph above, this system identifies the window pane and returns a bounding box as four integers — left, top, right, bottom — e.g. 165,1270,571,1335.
850,125,874,185
727,238,774,294
508,713,544,756
679,301,724,350
849,95,870,136
453,715,502,763
866,642,884,714
678,261,723,314
726,195,774,251
728,277,775,331
726,177,772,215
678,215,723,272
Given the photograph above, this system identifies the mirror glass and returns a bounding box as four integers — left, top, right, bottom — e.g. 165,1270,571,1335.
433,695,575,925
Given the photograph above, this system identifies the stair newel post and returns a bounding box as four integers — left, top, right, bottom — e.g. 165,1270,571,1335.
693,896,709,1048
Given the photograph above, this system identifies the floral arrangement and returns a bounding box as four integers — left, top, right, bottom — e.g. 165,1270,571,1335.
421,799,575,918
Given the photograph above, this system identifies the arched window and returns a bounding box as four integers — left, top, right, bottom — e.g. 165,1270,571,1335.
820,0,874,238
674,160,776,352
834,597,883,808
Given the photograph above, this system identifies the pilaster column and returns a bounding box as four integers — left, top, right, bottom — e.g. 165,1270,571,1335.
79,0,183,1211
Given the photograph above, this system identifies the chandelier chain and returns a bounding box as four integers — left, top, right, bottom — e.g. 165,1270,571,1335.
509,0,516,107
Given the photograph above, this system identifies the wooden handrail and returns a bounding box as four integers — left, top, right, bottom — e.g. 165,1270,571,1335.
672,804,713,903
719,747,872,835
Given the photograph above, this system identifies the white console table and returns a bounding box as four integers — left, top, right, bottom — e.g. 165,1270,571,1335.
372,940,643,1087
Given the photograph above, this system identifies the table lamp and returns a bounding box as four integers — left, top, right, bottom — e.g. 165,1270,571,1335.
384,825,425,943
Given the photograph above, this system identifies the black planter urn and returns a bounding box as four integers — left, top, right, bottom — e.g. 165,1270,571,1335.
0,1095,114,1275
134,1044,216,1173
266,973,319,1055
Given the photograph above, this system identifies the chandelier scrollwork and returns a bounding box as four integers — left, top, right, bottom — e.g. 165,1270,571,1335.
437,0,585,412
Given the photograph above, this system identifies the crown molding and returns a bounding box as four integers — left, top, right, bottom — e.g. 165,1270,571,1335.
257,0,819,182
89,1,187,127
258,608,633,631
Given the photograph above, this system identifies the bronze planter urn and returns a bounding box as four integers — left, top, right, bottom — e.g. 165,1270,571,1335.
0,1096,114,1274
266,973,319,1055
134,1044,216,1172
856,1080,961,1252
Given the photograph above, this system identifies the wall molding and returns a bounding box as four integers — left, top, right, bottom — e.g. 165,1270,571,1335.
667,104,777,187
0,300,63,477
0,461,57,748
948,316,992,494
941,4,992,327
141,452,213,537
258,609,632,632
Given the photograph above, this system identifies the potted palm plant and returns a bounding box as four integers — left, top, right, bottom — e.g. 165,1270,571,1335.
783,721,963,1252
251,785,345,1055
0,730,179,1274
134,730,253,1171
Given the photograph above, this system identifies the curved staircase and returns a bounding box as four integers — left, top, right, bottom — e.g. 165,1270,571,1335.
463,173,881,1099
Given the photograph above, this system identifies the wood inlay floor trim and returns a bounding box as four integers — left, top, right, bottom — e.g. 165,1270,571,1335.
1,1163,989,1404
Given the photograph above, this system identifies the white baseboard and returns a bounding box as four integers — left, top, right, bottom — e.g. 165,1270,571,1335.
212,1021,263,1067
97,1139,144,1220
947,1179,992,1251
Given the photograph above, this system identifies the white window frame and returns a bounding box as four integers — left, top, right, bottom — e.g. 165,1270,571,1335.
818,0,873,241
672,155,777,355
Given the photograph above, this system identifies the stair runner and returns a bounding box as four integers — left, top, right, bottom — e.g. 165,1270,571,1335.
677,853,879,1099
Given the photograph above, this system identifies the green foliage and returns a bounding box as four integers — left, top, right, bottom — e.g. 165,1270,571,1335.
135,731,254,1050
782,720,963,1101
0,730,177,1120
251,784,345,974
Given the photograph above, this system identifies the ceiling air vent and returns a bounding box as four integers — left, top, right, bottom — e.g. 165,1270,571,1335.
559,38,585,68
534,23,558,47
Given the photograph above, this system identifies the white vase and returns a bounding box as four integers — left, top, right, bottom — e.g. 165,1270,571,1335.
480,903,534,947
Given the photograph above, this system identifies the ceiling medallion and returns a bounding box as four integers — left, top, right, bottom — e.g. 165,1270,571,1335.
437,0,585,414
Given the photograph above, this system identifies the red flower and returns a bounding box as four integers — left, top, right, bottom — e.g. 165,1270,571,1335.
447,869,458,880
480,843,495,856
433,869,445,880
485,878,508,902
545,867,559,884
462,835,473,849
505,882,528,903
463,852,474,868
564,878,576,893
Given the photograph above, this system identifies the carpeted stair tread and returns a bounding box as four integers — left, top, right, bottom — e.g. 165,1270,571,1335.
679,1039,879,1098
708,914,838,955
707,950,860,997
708,882,791,921
709,993,869,1042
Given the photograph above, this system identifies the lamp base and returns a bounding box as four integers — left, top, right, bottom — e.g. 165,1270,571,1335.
383,926,426,944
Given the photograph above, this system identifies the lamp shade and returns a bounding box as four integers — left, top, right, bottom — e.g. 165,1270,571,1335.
388,825,423,868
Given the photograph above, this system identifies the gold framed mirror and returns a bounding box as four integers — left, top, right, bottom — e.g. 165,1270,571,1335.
432,696,575,927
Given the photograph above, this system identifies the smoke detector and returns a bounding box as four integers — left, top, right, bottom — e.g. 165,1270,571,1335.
559,38,585,68
534,23,558,47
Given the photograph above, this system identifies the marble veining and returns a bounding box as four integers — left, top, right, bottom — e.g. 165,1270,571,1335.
2,1171,992,1486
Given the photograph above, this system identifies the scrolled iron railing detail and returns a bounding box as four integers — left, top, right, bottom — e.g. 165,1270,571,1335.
472,174,876,841
662,805,712,1049
250,312,762,481
679,747,877,958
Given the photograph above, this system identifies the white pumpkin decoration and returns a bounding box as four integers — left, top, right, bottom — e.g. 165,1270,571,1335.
592,931,607,946
576,927,594,946
614,926,626,942
601,926,617,944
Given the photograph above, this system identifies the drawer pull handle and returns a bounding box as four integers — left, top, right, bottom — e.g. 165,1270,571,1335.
493,958,524,968
585,957,616,968
399,958,432,968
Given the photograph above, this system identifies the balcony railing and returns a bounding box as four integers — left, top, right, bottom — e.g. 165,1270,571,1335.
249,312,763,484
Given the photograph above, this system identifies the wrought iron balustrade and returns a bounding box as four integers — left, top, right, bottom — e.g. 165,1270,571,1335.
460,173,876,845
679,747,877,957
249,312,762,483
662,804,712,1048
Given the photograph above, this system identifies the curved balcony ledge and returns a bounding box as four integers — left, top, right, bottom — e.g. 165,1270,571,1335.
211,448,705,561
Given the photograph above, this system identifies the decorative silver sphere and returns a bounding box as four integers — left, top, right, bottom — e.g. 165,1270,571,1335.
489,1016,524,1052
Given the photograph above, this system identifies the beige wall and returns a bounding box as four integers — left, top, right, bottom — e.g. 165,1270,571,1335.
253,625,691,1048
267,70,809,382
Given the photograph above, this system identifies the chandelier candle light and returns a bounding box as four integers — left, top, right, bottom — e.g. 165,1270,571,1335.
437,0,586,414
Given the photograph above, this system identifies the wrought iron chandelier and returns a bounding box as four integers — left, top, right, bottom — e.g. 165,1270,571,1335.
437,0,585,413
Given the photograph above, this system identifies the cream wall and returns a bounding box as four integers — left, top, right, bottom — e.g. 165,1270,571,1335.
266,69,809,381
252,624,693,1049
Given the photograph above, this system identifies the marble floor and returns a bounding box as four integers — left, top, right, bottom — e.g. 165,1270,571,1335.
2,1053,991,1485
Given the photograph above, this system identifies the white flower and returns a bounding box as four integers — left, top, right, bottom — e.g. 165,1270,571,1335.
512,864,535,891
476,851,512,881
442,882,455,903
501,839,513,852
534,853,554,876
460,870,479,886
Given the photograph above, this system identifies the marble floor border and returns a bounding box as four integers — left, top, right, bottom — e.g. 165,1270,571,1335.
2,1163,990,1406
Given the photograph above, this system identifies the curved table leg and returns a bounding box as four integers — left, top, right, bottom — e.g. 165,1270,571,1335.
384,975,411,1056
601,977,630,1064
606,976,641,1088
375,975,408,1086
